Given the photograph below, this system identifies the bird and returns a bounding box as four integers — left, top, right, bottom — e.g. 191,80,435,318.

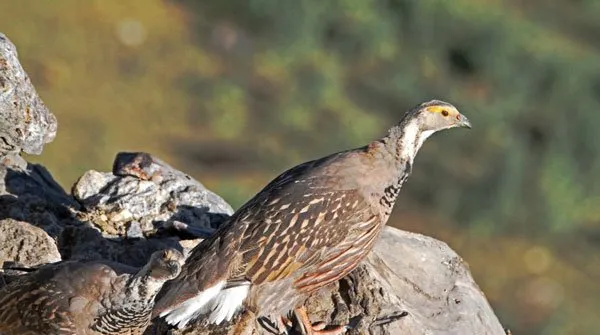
0,248,184,335
153,99,471,334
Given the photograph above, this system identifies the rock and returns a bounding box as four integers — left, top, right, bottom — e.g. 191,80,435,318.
0,218,61,268
58,224,183,267
150,227,506,335
63,152,232,267
0,151,228,268
365,228,506,334
73,152,233,238
127,220,145,239
0,33,57,157
0,162,77,238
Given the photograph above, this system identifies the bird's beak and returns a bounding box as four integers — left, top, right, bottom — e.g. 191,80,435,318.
457,113,472,129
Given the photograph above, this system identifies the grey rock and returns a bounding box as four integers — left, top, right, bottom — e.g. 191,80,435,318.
0,151,227,268
163,220,216,239
126,220,144,239
0,218,61,268
57,224,183,268
73,152,233,238
0,161,76,208
0,33,57,157
366,227,506,335
0,162,78,238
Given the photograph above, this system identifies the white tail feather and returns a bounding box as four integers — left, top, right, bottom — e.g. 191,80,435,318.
160,281,250,328
208,285,250,324
160,281,225,328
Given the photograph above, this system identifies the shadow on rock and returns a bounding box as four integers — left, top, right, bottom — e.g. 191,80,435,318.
1,152,233,268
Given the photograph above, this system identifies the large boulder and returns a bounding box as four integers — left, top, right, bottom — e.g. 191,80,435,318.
0,218,61,268
0,33,57,157
72,152,233,239
62,152,232,266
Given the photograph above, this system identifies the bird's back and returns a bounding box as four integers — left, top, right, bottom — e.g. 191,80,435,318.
0,261,119,335
0,260,157,335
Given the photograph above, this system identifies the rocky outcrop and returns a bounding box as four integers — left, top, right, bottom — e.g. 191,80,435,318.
72,152,233,239
0,218,61,268
0,33,57,157
0,32,508,335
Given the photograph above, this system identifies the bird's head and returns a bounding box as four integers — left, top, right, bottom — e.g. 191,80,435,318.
406,99,471,132
384,99,471,160
146,248,184,281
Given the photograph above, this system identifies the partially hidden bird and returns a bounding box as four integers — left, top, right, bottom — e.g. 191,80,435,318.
153,100,472,334
0,248,184,335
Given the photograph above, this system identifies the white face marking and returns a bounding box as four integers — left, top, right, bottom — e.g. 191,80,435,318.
144,277,167,293
399,120,435,161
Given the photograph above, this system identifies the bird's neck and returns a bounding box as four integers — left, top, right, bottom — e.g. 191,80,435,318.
383,119,433,165
92,274,156,334
124,271,163,304
370,119,434,217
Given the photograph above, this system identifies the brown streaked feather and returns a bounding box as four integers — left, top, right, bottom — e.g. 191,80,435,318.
154,152,370,313
234,160,379,292
294,214,381,292
1,250,180,335
0,262,108,335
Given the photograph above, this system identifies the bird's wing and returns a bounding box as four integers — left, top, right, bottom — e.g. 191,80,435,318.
237,173,379,292
291,209,381,293
232,151,381,293
0,262,96,334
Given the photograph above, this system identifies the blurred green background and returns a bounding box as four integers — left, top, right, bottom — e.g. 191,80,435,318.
2,0,599,333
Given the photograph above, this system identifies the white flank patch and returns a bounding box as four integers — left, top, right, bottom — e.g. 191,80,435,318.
207,284,250,324
160,281,225,328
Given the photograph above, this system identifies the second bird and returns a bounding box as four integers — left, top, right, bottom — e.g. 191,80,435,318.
153,100,472,334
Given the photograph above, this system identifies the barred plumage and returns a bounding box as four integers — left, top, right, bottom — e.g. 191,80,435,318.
0,249,184,335
154,100,471,334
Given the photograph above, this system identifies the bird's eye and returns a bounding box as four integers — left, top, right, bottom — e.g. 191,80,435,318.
441,110,449,117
